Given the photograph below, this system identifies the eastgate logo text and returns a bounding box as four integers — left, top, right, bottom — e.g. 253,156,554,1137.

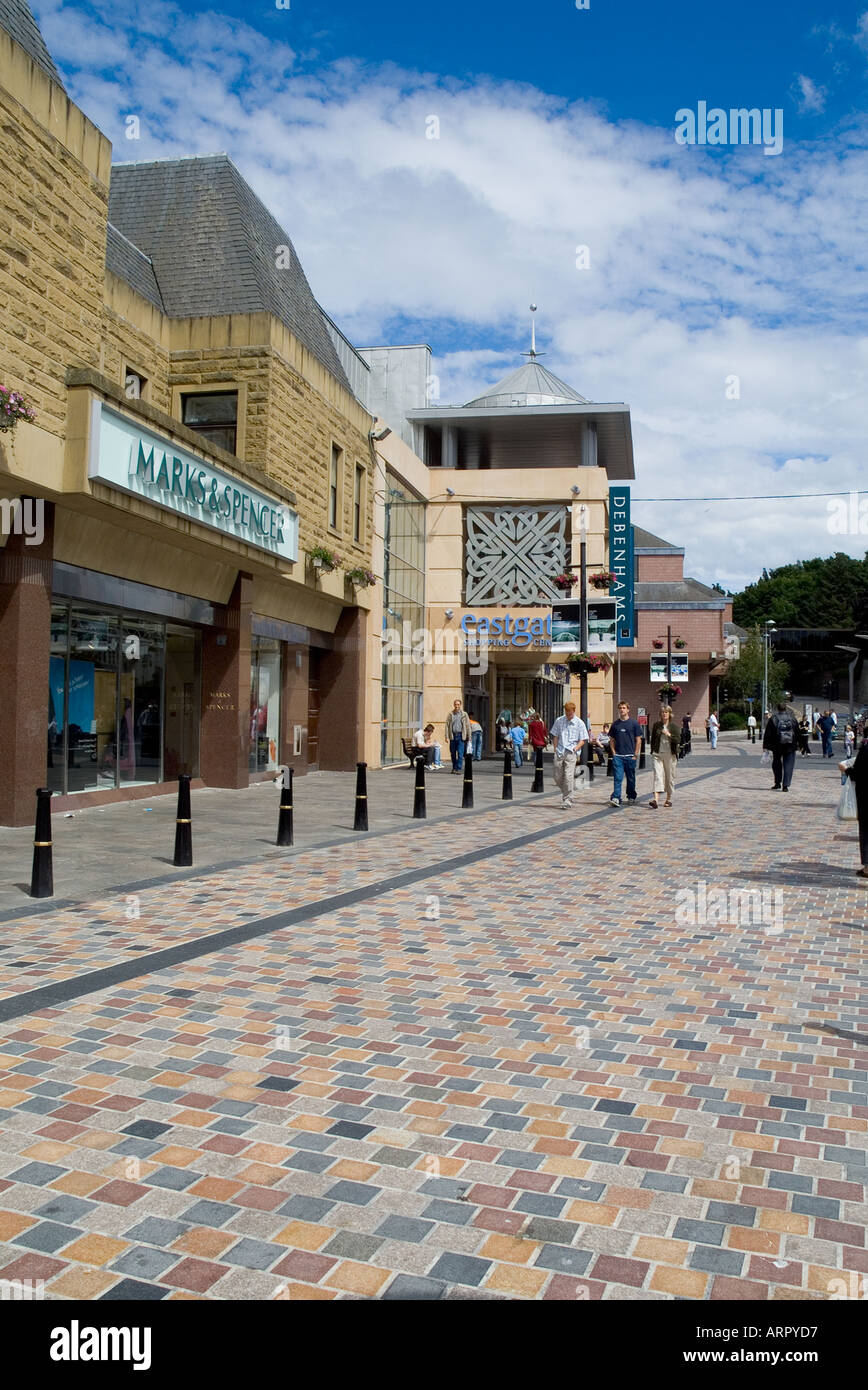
461,614,552,648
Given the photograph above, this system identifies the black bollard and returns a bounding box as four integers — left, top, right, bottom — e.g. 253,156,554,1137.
638,736,646,771
353,762,369,832
502,747,513,800
29,787,53,898
412,755,426,819
173,773,193,867
531,745,544,793
606,753,613,778
462,750,474,808
585,743,594,784
276,768,293,846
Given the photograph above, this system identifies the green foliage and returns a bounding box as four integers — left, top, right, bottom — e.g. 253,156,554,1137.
727,628,790,706
733,553,868,629
719,711,746,730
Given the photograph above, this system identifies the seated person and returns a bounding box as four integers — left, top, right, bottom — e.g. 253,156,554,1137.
412,723,442,768
592,721,611,765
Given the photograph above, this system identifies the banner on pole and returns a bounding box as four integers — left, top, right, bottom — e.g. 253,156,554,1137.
609,485,634,647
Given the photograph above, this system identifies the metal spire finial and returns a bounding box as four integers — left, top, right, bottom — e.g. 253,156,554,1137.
523,303,545,360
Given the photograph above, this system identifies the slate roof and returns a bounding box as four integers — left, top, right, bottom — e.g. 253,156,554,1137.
108,155,352,393
105,223,164,311
633,526,682,551
636,579,727,604
465,360,589,408
0,0,64,87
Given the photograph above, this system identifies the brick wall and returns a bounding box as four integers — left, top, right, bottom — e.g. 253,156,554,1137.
0,43,111,438
637,554,684,581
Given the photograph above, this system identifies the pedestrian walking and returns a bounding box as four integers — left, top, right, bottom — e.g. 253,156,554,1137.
708,711,719,749
509,721,526,768
680,713,692,758
762,701,800,790
798,717,812,755
469,716,484,762
747,712,757,743
817,710,835,759
648,704,681,808
549,700,588,810
844,724,855,758
527,711,549,754
607,700,643,807
495,707,512,751
705,715,711,743
445,699,471,773
841,737,868,879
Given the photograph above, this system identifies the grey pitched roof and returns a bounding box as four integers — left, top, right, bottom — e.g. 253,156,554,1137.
108,155,351,393
633,525,682,551
725,620,748,640
465,360,589,408
105,223,164,311
0,0,64,87
636,578,727,604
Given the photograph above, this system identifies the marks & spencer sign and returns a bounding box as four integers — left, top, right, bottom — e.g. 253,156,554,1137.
88,402,298,562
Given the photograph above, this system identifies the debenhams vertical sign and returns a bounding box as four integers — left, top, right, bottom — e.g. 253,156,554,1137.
87,402,299,562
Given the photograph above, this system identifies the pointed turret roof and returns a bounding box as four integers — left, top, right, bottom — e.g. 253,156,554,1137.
465,360,589,409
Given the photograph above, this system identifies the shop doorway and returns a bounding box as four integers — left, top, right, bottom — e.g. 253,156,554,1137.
307,652,321,766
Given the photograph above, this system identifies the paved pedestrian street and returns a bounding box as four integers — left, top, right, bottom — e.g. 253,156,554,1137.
0,744,865,1303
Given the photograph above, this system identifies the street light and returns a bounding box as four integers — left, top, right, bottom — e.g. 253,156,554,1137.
835,644,860,729
762,621,776,725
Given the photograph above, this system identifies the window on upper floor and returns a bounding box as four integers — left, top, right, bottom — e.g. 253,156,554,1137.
181,391,238,454
124,368,148,402
328,443,343,531
353,463,366,544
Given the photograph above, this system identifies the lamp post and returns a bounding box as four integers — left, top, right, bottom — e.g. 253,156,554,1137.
834,645,860,731
578,505,593,781
762,620,776,726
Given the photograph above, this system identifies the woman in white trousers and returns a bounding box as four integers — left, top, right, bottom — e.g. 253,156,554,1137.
648,705,681,808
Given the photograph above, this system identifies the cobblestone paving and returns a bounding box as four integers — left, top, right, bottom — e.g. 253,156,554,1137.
0,746,865,1300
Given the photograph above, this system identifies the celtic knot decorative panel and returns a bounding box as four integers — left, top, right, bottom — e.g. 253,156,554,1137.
465,505,569,605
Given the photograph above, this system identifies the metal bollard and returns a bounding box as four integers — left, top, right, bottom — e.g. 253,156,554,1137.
638,736,646,771
502,747,513,800
583,743,594,784
606,753,613,778
531,745,544,793
276,768,293,846
29,787,53,898
462,750,474,809
353,762,369,832
412,755,426,819
173,773,193,867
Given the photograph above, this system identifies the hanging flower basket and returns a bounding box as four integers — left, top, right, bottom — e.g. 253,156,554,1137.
0,385,37,434
652,638,664,649
552,573,576,591
658,684,681,702
344,566,376,589
674,637,687,649
307,544,341,573
589,570,616,590
567,651,613,675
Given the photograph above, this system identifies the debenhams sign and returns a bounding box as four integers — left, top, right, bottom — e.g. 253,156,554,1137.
88,402,298,562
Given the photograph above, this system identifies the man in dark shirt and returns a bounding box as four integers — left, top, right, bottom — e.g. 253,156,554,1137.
607,701,643,807
763,702,801,790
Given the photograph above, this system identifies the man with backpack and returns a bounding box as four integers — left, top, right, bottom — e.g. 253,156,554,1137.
762,702,800,791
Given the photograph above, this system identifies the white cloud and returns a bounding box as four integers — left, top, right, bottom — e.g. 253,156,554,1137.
793,74,827,112
31,0,868,591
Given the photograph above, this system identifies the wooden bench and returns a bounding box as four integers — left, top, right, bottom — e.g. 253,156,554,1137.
401,737,421,766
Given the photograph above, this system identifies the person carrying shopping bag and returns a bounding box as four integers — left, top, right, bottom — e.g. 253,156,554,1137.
648,705,681,808
841,738,868,879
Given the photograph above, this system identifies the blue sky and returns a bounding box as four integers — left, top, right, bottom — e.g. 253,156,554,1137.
30,0,868,589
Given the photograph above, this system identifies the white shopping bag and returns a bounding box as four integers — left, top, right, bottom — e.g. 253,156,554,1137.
838,778,857,821
760,751,771,767
573,763,589,793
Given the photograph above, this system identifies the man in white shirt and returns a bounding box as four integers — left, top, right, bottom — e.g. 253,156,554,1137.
549,701,589,810
412,723,442,769
747,712,757,743
708,711,719,749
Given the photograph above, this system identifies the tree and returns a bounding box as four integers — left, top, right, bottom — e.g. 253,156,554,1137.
733,552,868,629
727,627,790,708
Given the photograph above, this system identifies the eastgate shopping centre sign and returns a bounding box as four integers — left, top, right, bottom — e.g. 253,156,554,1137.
461,613,552,648
88,402,299,562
